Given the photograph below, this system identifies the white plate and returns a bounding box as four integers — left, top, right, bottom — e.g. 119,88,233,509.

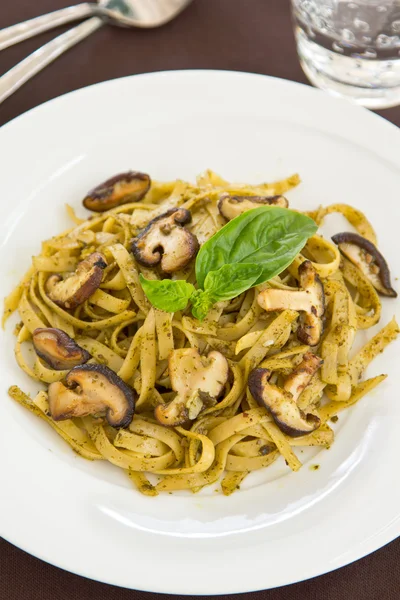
0,71,399,594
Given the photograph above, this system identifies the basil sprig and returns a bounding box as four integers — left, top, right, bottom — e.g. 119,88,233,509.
140,206,317,319
196,206,317,287
139,276,195,312
190,263,263,320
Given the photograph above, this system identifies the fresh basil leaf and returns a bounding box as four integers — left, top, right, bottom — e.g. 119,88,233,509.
190,290,214,321
204,263,263,301
195,206,317,288
139,275,195,312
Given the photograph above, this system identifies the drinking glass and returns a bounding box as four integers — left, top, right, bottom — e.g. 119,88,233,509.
291,0,400,108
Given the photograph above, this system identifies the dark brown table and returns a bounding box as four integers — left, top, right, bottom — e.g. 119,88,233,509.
1,1,399,598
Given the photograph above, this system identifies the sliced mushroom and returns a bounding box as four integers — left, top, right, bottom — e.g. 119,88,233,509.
48,364,135,428
154,348,229,426
283,352,323,401
46,252,107,310
83,171,151,212
258,261,325,346
32,328,91,370
218,194,288,220
332,232,397,298
248,367,321,437
131,208,199,273
296,262,326,346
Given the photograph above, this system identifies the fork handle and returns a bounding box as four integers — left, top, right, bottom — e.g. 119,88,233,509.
0,18,103,105
0,3,97,51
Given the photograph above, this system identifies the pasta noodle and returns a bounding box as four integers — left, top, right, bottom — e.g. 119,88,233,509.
4,170,398,496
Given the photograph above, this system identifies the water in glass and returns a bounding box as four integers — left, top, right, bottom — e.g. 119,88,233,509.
292,0,400,108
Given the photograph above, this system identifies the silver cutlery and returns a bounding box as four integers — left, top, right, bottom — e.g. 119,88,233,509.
0,0,193,104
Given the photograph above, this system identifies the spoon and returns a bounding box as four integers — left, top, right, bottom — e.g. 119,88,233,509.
0,0,193,51
0,0,193,104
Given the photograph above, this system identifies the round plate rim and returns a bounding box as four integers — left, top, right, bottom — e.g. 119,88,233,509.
1,69,399,594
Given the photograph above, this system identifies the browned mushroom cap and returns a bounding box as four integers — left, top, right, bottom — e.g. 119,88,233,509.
154,348,229,426
32,328,91,370
283,352,323,401
46,252,107,310
258,261,325,346
218,194,289,220
131,208,199,273
83,171,151,212
332,232,397,298
48,363,135,428
248,368,321,437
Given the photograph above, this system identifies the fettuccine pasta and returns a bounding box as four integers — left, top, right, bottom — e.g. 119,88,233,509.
4,169,398,496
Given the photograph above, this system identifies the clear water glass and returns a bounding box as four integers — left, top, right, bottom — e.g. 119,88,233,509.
291,0,400,108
